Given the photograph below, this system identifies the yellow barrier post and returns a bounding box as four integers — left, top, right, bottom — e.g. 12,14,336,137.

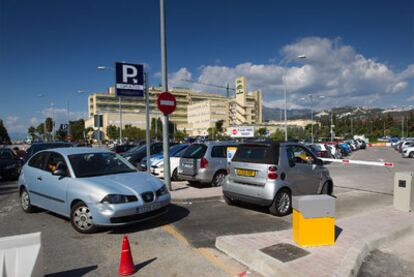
292,195,336,247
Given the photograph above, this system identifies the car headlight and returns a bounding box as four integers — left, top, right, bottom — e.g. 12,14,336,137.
101,194,138,204
156,185,168,196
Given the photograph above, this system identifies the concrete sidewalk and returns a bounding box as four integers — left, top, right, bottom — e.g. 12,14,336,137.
169,181,223,202
216,207,414,277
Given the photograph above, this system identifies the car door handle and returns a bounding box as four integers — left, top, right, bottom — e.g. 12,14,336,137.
37,176,42,181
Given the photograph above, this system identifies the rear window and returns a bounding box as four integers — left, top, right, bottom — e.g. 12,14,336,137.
181,144,207,159
232,144,279,164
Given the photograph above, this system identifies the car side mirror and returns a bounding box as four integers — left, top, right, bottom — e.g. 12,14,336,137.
315,158,323,166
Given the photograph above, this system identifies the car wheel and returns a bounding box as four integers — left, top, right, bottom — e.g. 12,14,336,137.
410,152,414,158
172,168,179,181
269,189,292,217
71,202,97,234
20,188,35,213
212,171,226,187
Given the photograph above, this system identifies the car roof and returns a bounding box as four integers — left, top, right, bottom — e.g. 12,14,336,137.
40,147,111,156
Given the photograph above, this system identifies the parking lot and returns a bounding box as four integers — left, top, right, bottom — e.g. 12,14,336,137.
0,146,413,276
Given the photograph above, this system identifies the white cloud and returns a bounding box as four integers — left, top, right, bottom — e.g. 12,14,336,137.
167,37,414,109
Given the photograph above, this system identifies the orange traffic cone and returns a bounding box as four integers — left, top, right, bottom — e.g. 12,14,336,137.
119,235,136,276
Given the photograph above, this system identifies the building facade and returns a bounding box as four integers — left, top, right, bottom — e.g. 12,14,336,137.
85,77,262,139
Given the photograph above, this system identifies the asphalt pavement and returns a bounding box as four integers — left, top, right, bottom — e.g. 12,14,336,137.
1,146,413,276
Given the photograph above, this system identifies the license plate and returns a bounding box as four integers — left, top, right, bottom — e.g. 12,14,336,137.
137,203,161,213
236,168,256,177
183,163,193,168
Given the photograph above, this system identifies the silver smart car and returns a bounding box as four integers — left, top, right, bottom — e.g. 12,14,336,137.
222,142,333,216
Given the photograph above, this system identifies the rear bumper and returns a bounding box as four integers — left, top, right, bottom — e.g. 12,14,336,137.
178,169,213,184
222,177,278,203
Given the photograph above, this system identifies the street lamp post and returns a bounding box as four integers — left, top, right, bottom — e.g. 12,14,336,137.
281,55,307,141
300,94,325,143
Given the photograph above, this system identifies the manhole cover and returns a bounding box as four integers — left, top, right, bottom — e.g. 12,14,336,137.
260,243,310,263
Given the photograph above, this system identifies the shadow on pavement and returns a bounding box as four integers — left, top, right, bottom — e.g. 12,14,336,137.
136,257,157,272
108,204,190,234
45,265,98,276
335,225,343,241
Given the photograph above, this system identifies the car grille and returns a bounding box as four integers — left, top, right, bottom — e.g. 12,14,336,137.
141,192,154,203
110,206,168,223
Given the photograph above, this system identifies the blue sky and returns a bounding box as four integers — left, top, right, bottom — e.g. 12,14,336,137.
0,0,413,138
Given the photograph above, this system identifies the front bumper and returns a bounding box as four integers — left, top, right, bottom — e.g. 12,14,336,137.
89,194,171,226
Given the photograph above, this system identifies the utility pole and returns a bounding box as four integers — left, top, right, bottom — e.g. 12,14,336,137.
283,78,288,141
145,73,151,174
351,117,353,137
402,116,405,138
310,94,314,143
119,96,123,144
160,0,172,191
330,111,334,142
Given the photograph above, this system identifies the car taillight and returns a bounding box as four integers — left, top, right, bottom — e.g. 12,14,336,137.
200,157,208,169
268,166,278,180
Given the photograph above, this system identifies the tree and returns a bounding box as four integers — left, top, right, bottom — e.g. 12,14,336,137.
36,123,45,140
106,125,119,140
69,119,85,142
0,119,11,144
28,126,36,140
45,117,54,133
215,120,224,134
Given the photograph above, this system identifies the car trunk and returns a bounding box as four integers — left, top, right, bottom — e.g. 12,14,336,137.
179,144,207,176
229,143,279,187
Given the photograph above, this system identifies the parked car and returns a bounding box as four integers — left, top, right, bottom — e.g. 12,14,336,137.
222,142,333,216
18,147,170,233
178,141,238,186
400,141,414,153
307,144,332,158
109,144,137,154
121,142,164,168
24,142,72,163
0,148,22,181
140,144,189,172
402,146,414,158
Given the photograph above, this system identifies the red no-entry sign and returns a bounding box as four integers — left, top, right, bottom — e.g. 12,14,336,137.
157,92,176,115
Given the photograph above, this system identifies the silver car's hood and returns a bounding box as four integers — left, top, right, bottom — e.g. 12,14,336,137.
84,172,164,195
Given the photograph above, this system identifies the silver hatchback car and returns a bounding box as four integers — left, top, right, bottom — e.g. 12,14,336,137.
178,141,238,186
222,142,333,216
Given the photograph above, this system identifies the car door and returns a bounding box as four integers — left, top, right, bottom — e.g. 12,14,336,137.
35,152,70,215
285,145,320,195
25,151,50,207
210,145,227,173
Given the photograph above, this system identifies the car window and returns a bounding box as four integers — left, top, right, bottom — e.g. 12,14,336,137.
211,146,227,158
0,150,13,160
28,152,49,170
46,152,69,175
68,152,136,178
287,146,315,165
181,144,207,159
233,144,279,164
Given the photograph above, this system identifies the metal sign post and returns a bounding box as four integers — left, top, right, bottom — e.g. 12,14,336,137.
145,73,151,174
115,62,145,145
160,0,171,191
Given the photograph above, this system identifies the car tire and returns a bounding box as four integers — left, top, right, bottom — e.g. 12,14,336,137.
172,168,179,181
212,171,227,187
269,189,292,217
20,188,35,213
70,202,97,234
410,152,414,158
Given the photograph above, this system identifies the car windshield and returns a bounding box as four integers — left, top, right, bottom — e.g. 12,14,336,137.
68,152,136,178
126,145,145,153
